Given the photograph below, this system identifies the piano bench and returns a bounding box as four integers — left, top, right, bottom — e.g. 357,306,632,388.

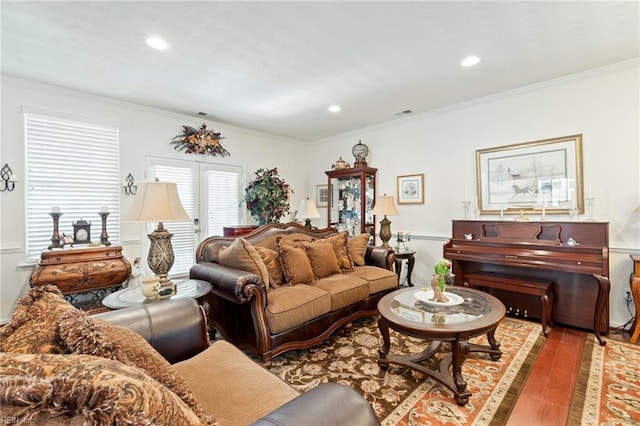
465,272,553,337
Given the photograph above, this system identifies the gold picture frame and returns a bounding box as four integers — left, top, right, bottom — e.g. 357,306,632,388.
476,134,584,215
397,174,425,204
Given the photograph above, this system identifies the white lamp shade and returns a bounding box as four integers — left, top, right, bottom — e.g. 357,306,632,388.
122,181,190,222
298,198,321,219
371,194,399,216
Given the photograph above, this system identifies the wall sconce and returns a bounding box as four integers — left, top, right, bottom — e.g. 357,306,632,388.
123,173,137,195
1,163,17,192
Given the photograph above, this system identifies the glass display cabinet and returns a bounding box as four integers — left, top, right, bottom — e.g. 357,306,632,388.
325,167,377,239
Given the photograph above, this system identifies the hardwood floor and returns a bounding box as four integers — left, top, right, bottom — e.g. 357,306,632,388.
507,323,637,425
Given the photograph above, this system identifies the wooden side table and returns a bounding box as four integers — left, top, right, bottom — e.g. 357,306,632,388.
223,226,258,236
394,249,416,287
630,255,640,343
30,245,131,312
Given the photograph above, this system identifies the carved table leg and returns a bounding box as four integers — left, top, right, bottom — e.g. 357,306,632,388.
377,316,391,368
406,255,415,287
451,338,472,406
630,277,640,344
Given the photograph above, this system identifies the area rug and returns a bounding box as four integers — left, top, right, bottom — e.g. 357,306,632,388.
268,316,545,425
567,336,640,425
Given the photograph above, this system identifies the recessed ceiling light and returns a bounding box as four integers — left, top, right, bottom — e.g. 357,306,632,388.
146,37,168,50
328,105,341,113
461,56,480,67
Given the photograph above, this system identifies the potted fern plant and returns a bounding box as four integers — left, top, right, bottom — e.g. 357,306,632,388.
242,168,293,225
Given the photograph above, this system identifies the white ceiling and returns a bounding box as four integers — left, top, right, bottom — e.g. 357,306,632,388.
2,1,639,142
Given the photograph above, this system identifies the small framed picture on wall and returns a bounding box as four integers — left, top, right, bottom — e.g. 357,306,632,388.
316,184,329,207
397,174,424,204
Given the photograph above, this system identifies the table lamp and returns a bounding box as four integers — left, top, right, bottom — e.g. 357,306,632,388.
298,198,321,228
371,194,399,247
122,179,190,293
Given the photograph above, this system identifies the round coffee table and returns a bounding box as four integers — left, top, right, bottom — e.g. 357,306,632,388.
377,286,506,406
102,279,212,309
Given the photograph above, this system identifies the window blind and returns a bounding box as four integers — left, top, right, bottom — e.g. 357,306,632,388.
25,113,120,262
151,165,196,276
149,160,243,277
205,165,242,237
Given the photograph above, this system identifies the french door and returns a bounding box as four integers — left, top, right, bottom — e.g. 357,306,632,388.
147,157,244,277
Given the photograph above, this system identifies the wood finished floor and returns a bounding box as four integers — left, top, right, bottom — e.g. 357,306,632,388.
506,322,637,426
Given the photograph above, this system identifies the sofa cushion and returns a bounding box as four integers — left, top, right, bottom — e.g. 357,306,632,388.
311,274,370,311
347,265,399,295
276,242,314,285
219,237,270,287
259,233,314,251
303,241,341,279
0,352,209,425
58,308,206,421
265,285,331,334
322,231,354,271
174,340,299,426
348,233,370,266
0,285,69,354
255,246,285,288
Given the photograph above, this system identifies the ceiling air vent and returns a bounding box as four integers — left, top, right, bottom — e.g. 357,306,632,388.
394,109,413,116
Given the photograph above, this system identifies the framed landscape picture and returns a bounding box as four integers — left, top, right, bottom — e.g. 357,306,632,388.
397,174,424,204
476,134,583,215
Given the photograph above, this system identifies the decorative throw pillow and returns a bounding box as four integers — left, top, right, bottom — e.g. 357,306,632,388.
218,237,270,286
303,241,342,279
0,352,213,425
322,231,354,271
0,285,71,354
255,246,284,288
348,233,370,266
276,242,314,285
58,308,206,422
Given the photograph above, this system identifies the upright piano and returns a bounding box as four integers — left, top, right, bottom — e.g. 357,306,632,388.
444,220,609,345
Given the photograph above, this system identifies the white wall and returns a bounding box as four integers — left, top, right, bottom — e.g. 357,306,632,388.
307,60,640,327
0,76,309,321
2,61,638,329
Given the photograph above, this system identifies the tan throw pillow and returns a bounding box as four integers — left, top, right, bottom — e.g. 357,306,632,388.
218,237,270,286
255,246,284,288
0,285,72,354
323,231,354,271
276,243,314,285
348,233,370,266
303,241,342,279
0,352,211,425
58,308,206,422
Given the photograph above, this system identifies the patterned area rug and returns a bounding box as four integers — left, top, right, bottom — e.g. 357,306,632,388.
567,336,640,425
268,316,545,425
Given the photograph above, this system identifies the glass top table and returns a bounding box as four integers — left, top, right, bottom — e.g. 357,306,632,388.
102,279,212,309
377,286,506,406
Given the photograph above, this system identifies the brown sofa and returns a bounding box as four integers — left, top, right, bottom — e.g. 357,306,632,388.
1,291,380,425
190,222,399,365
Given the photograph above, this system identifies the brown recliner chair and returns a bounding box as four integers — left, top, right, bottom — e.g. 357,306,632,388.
96,298,380,425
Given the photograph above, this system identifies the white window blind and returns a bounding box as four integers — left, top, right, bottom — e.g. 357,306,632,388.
205,165,242,237
148,159,243,277
25,113,120,262
150,165,196,276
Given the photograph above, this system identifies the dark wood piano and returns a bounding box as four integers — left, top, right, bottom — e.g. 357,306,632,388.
444,220,609,345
